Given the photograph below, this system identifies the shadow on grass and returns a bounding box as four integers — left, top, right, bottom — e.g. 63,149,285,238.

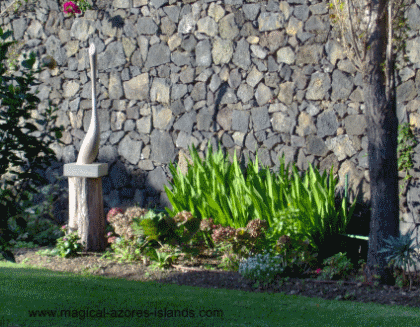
1,262,420,327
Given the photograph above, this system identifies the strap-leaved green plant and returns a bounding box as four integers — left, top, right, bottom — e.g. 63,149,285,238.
164,139,357,255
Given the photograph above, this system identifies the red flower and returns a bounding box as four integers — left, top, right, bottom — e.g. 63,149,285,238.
63,2,81,15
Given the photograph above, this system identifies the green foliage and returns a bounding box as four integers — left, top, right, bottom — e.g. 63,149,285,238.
193,219,215,249
18,173,67,225
9,240,37,248
397,123,418,196
217,251,242,271
170,211,201,245
164,139,355,258
378,228,420,289
133,209,201,247
0,27,64,257
108,236,146,263
238,250,286,287
148,247,180,270
5,173,66,247
273,235,319,277
275,155,356,255
6,184,63,247
10,0,93,16
317,252,354,280
54,226,84,258
134,210,172,242
266,204,307,244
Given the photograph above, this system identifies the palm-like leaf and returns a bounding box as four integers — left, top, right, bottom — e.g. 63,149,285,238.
378,229,420,270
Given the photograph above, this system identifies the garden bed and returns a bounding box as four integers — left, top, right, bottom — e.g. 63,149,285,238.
8,245,420,310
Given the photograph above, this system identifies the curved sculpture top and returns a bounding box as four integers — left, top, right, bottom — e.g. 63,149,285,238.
76,43,100,165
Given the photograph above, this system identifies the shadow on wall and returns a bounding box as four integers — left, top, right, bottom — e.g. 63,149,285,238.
14,157,177,226
3,139,371,239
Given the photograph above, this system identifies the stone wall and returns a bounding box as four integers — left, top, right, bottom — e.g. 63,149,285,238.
1,0,420,240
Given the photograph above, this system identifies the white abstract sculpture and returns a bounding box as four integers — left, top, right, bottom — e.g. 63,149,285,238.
77,43,100,164
63,42,107,252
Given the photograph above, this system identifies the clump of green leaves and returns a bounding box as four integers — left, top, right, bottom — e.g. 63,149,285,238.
0,26,64,258
238,250,286,288
55,225,84,258
378,228,420,290
397,123,418,197
317,252,354,281
107,236,146,263
133,210,173,243
132,209,201,247
148,245,180,270
273,234,319,278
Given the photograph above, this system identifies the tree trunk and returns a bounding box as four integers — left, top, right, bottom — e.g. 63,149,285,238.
363,0,399,285
68,176,106,252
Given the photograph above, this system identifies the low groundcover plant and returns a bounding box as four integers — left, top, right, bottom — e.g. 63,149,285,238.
55,225,84,258
239,250,286,287
317,252,354,281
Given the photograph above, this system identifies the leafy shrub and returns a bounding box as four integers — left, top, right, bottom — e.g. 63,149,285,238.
170,210,201,245
217,252,240,271
273,234,319,277
0,27,64,256
317,252,354,280
209,219,269,261
9,240,37,249
134,210,172,242
197,217,216,248
132,209,201,247
108,236,146,263
148,246,180,270
55,226,84,258
29,222,62,246
266,205,304,242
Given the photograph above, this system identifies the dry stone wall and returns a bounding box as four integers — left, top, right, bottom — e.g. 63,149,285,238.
1,0,420,235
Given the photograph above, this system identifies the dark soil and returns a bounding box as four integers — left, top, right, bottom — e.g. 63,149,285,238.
7,246,420,310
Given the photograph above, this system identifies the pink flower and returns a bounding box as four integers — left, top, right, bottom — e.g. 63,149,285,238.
107,207,124,222
63,2,81,15
316,268,322,274
63,238,67,242
107,236,116,244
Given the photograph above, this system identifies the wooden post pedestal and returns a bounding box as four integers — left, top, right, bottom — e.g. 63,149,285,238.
63,163,108,252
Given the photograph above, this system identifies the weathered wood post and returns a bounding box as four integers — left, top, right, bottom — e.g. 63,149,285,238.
63,43,108,252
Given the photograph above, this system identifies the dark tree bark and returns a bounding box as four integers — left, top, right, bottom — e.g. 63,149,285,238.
363,0,399,285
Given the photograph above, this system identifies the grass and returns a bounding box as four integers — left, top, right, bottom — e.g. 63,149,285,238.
1,260,420,326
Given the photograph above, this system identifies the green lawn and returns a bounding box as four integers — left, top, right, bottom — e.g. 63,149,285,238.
1,261,420,326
